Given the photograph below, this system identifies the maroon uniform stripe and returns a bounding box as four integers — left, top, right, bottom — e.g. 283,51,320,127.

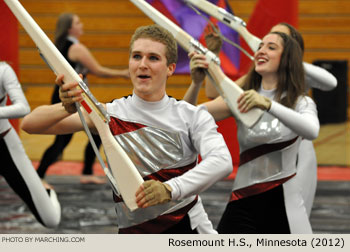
108,116,147,136
230,174,296,201
0,128,11,139
239,137,298,166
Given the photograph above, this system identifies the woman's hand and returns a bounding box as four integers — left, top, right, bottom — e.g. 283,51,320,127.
204,23,223,55
189,51,208,86
57,74,84,113
237,89,271,113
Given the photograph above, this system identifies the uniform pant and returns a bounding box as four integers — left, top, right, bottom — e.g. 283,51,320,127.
217,185,290,234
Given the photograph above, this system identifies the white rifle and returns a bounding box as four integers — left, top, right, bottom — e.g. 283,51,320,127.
184,0,261,52
130,0,263,127
4,0,143,211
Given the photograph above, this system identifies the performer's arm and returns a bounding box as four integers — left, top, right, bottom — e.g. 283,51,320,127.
22,78,94,135
183,52,207,105
69,43,129,78
268,96,320,140
304,62,337,91
165,107,232,200
0,63,30,119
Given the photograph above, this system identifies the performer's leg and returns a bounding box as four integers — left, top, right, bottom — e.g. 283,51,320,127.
82,134,101,175
217,186,290,234
295,139,317,217
80,135,105,184
1,129,61,228
283,176,313,233
36,134,74,178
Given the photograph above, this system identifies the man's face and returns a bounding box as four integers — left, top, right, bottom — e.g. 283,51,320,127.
129,38,175,101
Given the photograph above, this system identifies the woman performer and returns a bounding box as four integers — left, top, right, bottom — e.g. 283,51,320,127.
186,32,319,233
200,22,337,217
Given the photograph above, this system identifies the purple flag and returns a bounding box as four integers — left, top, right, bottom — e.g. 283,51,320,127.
146,0,240,77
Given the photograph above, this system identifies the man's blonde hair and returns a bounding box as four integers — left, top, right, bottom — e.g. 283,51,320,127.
129,24,178,65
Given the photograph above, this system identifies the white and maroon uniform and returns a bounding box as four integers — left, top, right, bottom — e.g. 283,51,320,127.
224,85,319,233
0,62,61,228
106,93,232,233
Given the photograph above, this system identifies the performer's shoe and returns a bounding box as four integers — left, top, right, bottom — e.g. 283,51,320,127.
80,175,106,184
46,188,61,214
43,188,62,228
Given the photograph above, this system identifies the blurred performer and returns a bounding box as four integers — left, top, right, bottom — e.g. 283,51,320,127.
0,61,61,228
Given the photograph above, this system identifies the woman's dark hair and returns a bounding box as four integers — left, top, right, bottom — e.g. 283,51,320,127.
278,22,304,54
54,13,74,52
243,32,305,109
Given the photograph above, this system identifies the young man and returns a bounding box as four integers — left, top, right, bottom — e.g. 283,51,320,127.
22,24,232,234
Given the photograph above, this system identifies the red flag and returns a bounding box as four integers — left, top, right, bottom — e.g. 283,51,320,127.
239,0,299,75
0,1,20,132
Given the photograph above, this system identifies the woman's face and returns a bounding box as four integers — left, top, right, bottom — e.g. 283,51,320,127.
254,33,284,76
69,15,84,38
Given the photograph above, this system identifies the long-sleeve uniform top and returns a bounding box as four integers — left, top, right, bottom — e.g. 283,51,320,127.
106,93,232,233
0,62,30,132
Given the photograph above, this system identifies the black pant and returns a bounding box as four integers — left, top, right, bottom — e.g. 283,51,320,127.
217,185,290,234
37,133,102,178
1,138,44,225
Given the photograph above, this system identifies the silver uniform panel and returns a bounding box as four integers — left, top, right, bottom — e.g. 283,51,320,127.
112,124,197,228
234,112,300,192
115,126,184,176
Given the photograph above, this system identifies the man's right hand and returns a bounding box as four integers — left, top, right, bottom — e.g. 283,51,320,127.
57,74,84,113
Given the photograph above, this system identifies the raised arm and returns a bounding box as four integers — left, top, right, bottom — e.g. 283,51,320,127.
304,62,337,91
183,52,207,105
69,43,129,78
201,23,247,99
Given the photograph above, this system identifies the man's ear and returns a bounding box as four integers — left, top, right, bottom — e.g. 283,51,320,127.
167,63,176,77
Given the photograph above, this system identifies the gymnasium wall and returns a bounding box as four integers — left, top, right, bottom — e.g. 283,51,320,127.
16,0,350,118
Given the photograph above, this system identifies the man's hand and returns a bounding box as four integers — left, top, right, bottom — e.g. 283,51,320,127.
135,180,172,208
189,51,208,85
57,74,83,113
204,23,223,55
237,89,271,113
